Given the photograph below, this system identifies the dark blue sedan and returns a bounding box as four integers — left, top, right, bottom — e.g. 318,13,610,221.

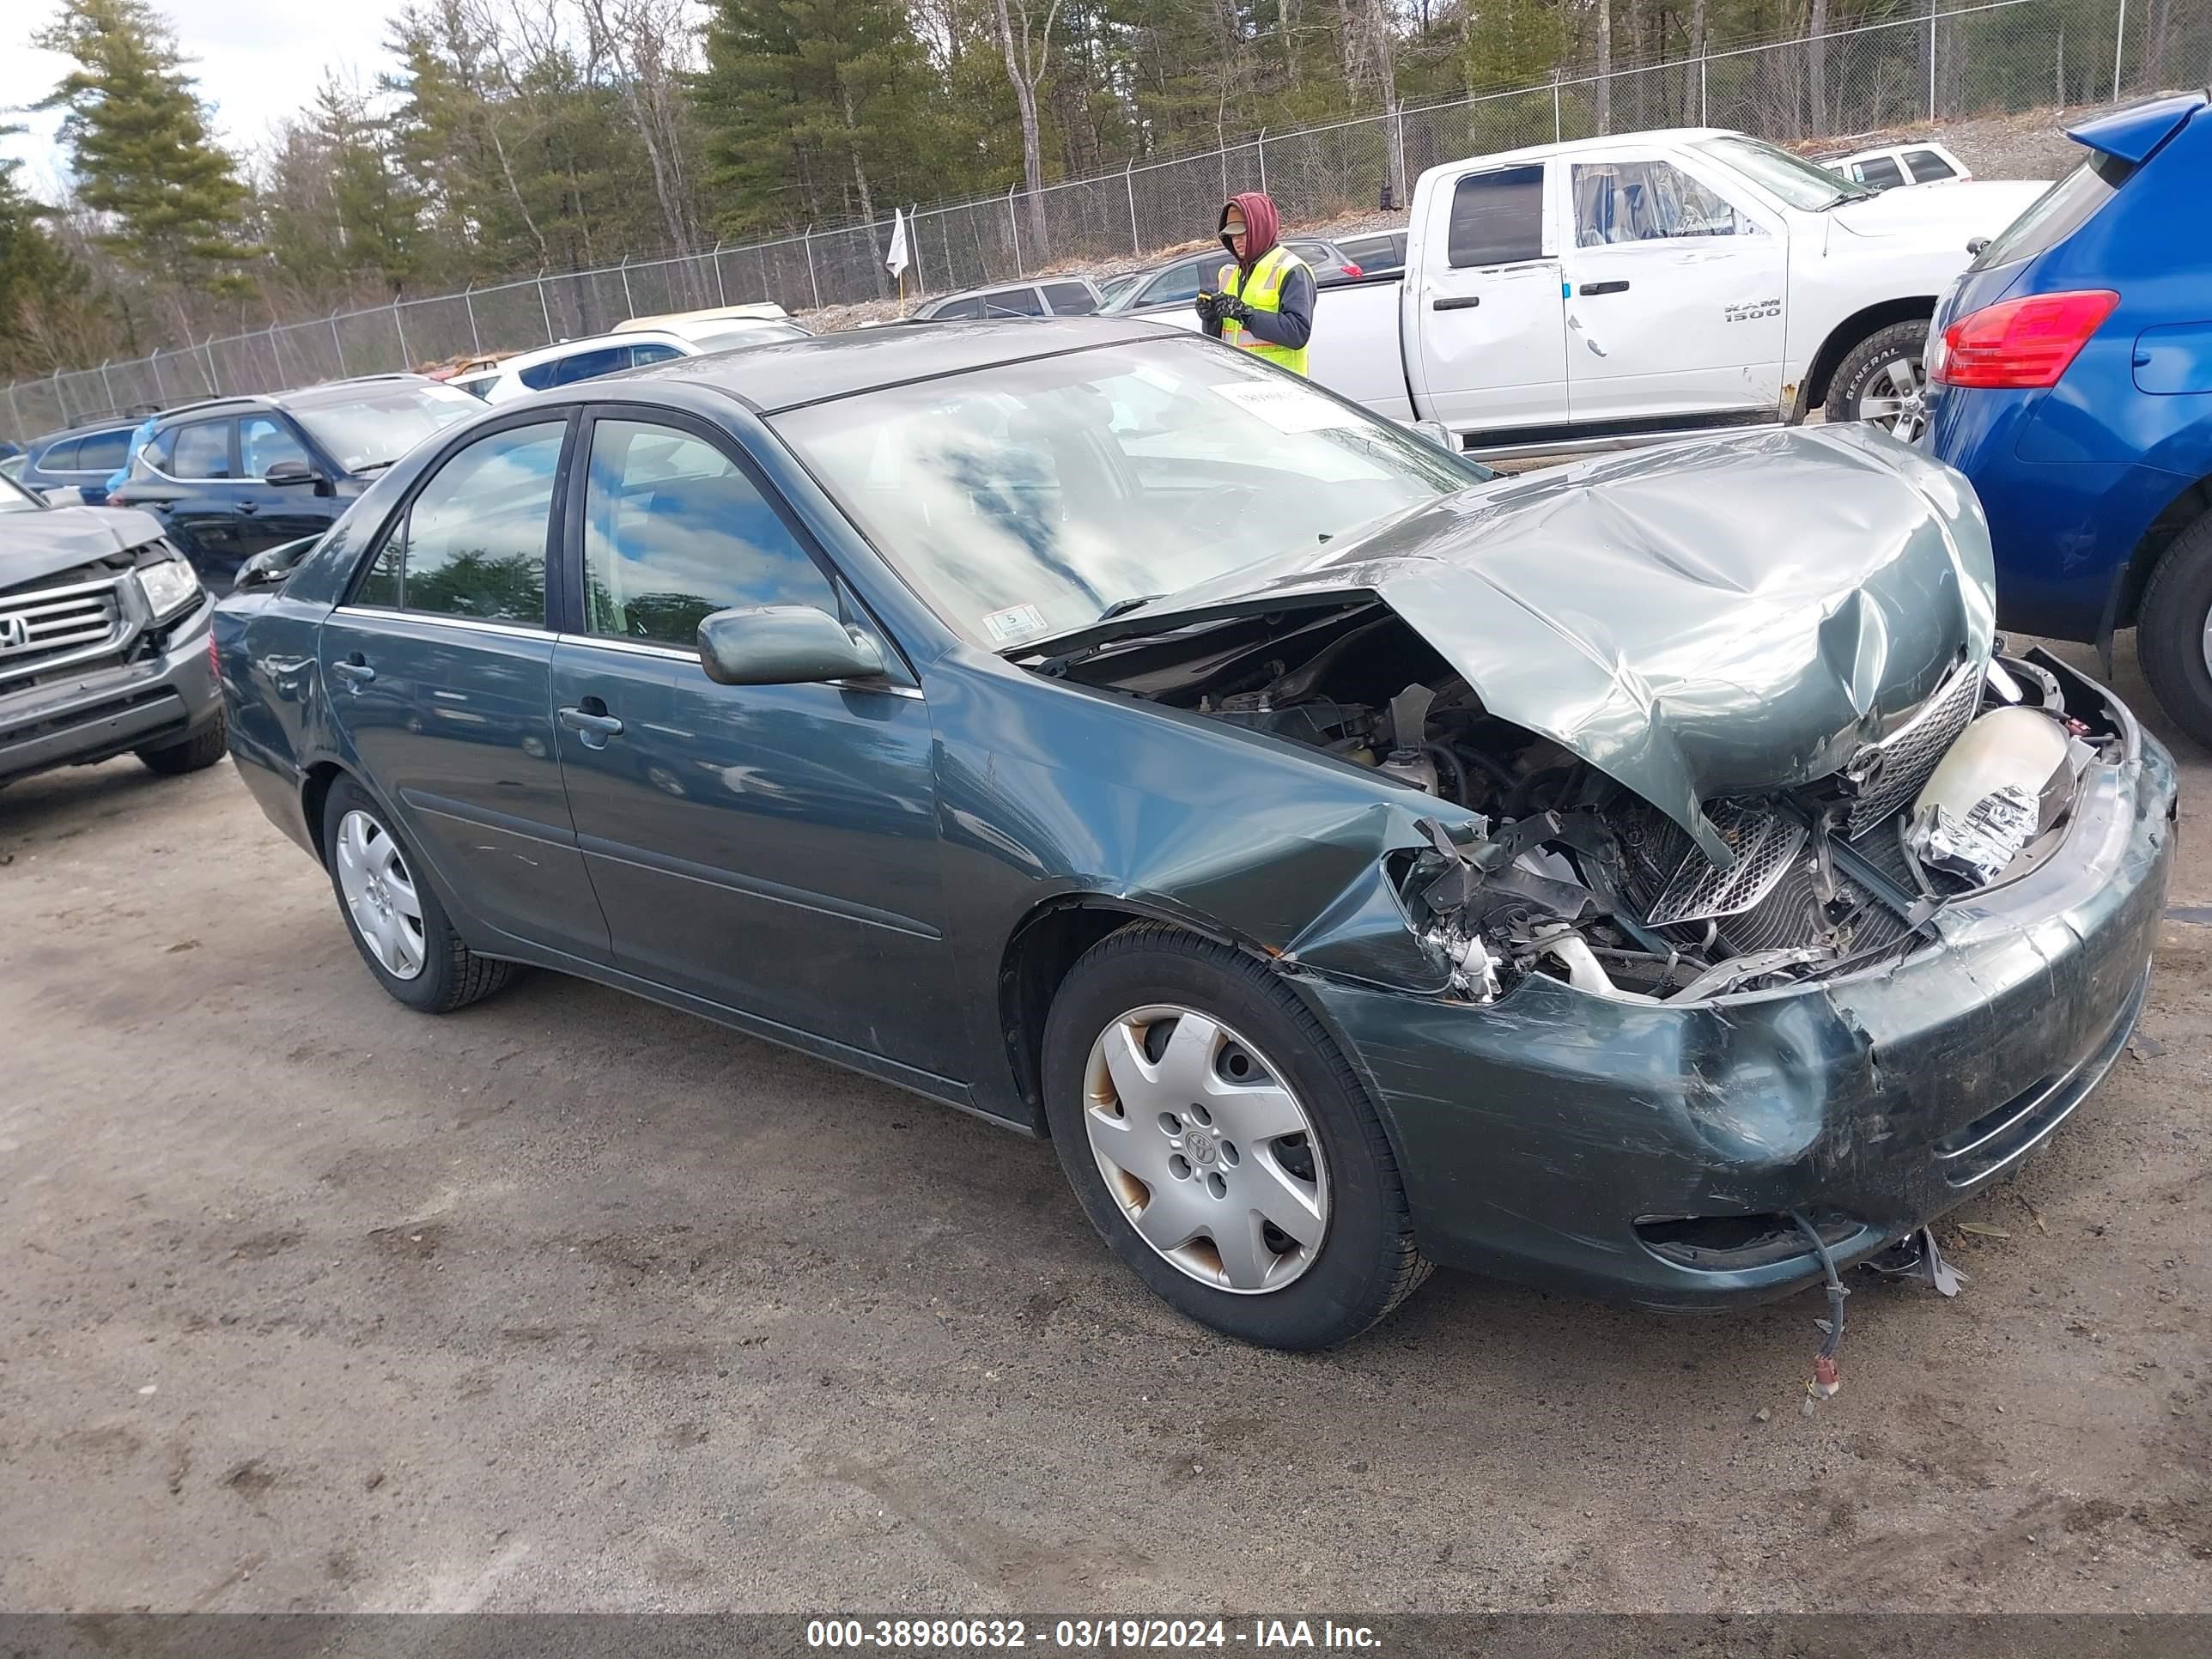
1925,91,2212,743
216,321,2171,1349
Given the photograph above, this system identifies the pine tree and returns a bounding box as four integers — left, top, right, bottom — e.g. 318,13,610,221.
0,147,92,376
34,0,255,297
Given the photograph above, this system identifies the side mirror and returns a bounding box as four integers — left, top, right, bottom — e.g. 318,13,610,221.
264,458,330,495
234,534,319,590
1966,235,1990,256
697,605,885,687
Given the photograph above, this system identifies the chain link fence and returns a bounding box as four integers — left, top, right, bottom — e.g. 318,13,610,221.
6,0,2207,446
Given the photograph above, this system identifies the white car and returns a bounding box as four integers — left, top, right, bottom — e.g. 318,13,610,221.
480,318,807,404
1158,127,2042,454
1820,141,1972,194
612,303,794,343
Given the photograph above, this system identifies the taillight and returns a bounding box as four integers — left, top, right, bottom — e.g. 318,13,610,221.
1341,262,1364,278
1931,289,2118,389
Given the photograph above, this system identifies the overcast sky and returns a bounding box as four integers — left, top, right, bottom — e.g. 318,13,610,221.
2,1,408,197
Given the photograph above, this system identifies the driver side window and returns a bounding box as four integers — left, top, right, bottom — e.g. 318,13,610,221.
1573,160,1750,246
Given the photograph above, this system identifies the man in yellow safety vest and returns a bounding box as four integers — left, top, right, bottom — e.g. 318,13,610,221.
1194,192,1315,376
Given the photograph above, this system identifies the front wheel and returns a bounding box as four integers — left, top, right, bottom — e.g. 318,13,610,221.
136,711,227,775
1826,319,1932,437
2136,509,2212,750
1042,923,1429,1349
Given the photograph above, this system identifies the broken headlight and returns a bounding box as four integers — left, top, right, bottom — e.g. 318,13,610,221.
135,556,203,623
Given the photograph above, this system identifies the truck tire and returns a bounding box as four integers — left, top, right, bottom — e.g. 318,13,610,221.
2135,508,2212,750
137,711,228,775
1826,319,1932,438
1042,922,1430,1350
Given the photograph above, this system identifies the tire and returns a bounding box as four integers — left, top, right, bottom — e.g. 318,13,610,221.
1825,319,1932,437
1042,922,1429,1349
2136,508,2212,750
136,710,228,775
320,777,515,1013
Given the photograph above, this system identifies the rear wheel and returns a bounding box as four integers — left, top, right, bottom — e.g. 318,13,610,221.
2136,509,2212,750
321,778,515,1012
1042,923,1428,1349
1826,319,1932,437
136,711,227,775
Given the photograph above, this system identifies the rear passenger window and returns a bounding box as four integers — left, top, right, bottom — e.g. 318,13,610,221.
551,345,630,385
1141,262,1210,307
981,287,1044,318
1856,156,1906,191
356,422,563,623
1905,149,1956,183
1448,165,1544,267
933,297,985,320
580,419,836,647
38,438,81,471
171,420,235,479
76,429,131,471
1042,282,1097,315
629,342,684,366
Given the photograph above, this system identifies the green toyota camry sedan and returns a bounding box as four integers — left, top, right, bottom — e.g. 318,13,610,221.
214,319,2172,1349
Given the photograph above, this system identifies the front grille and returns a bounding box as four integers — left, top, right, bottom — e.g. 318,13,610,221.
1845,662,1984,836
0,578,125,679
1647,801,1807,926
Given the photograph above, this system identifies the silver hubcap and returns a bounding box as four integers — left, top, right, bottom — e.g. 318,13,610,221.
334,809,426,981
1082,1005,1329,1294
2200,608,2212,680
1858,354,1929,440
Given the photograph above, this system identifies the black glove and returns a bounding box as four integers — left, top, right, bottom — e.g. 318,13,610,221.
1193,291,1221,325
1215,295,1254,325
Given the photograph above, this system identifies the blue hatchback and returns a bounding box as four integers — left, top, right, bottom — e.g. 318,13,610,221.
1924,91,2212,743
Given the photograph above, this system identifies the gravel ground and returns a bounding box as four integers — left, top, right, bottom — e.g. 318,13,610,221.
1,635,2208,1615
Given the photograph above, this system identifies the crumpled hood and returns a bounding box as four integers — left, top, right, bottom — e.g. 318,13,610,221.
1042,425,1996,866
1829,178,2047,240
2,504,167,591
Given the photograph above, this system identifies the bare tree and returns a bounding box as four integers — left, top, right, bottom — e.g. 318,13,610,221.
1808,0,1830,137
575,0,700,263
990,0,1060,264
1595,0,1612,134
1339,0,1404,203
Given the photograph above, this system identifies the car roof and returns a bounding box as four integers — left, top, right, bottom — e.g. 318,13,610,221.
617,315,1182,414
614,303,787,331
498,330,688,372
27,415,146,447
147,374,436,428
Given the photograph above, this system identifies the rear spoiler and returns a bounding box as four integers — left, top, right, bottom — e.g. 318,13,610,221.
2064,90,2208,166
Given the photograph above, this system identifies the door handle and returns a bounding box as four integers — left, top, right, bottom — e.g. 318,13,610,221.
331,657,375,685
557,702,624,746
1578,281,1631,296
1431,296,1480,312
237,501,259,515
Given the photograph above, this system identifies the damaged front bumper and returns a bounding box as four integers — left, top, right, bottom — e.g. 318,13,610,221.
1297,658,2177,1312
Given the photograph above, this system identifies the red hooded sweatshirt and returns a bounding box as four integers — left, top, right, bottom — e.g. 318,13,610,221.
1207,191,1315,355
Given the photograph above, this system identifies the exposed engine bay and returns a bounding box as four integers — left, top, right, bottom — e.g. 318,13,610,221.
1059,607,2124,1005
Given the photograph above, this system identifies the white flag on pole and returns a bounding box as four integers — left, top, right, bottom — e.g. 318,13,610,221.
885,209,910,280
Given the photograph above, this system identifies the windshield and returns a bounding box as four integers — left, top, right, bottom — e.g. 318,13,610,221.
775,337,1486,650
685,320,809,353
288,381,482,473
1698,134,1871,210
0,469,43,513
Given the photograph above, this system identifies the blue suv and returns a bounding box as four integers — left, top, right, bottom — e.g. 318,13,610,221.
1925,91,2212,743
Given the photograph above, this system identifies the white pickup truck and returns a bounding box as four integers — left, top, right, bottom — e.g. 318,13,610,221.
1159,127,2046,456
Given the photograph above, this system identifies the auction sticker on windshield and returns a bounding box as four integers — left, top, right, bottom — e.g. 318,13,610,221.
981,601,1049,645
1209,380,1361,434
